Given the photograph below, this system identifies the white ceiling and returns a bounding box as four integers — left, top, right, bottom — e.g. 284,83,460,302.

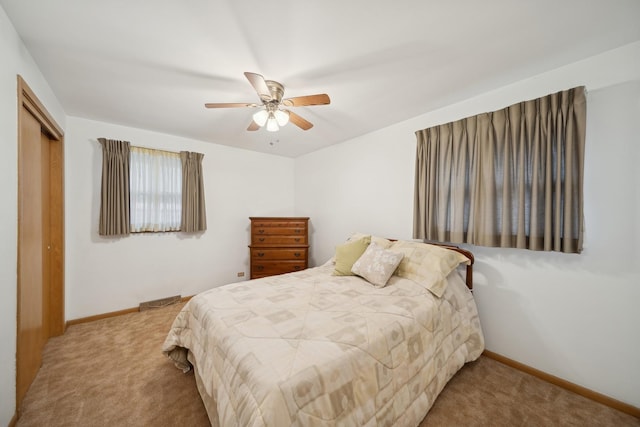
3,1,640,158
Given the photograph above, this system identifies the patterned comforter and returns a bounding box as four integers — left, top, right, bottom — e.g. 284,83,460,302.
163,264,484,426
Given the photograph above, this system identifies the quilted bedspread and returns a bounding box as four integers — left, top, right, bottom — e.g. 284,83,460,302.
163,265,484,426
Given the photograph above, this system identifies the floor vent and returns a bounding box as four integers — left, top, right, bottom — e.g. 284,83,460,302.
139,295,181,311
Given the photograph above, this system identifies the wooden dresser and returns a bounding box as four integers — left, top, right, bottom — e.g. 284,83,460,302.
249,217,309,279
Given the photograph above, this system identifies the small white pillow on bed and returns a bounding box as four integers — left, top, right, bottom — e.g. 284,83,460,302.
323,233,392,268
351,242,404,287
389,240,470,297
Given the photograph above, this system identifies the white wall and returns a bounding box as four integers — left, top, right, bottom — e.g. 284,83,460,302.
295,42,640,407
0,6,67,425
65,117,295,319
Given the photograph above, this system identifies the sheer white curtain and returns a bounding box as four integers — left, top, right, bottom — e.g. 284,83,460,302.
129,146,182,232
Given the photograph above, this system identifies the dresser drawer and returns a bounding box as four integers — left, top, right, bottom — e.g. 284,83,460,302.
251,219,308,229
251,235,308,246
252,226,306,236
251,261,307,278
251,248,308,261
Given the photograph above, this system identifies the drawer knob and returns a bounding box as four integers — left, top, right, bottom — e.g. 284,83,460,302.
256,266,264,271
258,229,265,234
294,266,301,270
294,252,301,257
294,229,301,234
294,238,300,242
258,237,265,242
258,252,265,257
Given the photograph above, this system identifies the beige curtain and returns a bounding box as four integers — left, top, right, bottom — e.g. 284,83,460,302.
98,138,131,236
413,86,586,253
180,151,207,232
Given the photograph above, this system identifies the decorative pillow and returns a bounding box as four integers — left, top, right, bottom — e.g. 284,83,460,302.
389,240,470,297
333,235,371,276
351,242,404,287
347,232,393,249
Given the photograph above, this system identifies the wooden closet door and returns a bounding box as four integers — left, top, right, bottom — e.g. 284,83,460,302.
16,75,65,413
17,108,50,406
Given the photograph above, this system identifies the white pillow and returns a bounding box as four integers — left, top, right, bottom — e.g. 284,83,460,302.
351,242,404,287
389,240,470,297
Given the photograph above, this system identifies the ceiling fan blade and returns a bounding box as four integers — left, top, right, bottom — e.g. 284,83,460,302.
247,121,260,131
282,94,330,107
244,72,272,102
205,102,258,108
287,110,313,130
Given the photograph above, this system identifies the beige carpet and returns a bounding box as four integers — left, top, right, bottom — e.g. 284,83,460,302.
16,302,639,427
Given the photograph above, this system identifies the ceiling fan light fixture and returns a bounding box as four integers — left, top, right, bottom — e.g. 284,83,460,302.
274,109,290,126
266,114,279,132
253,109,269,126
206,72,330,132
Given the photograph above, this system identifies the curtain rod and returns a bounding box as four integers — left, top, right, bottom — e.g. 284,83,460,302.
96,138,204,157
130,145,180,156
98,137,181,155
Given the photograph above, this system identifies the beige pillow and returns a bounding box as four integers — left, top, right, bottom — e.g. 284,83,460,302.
389,240,470,297
333,235,371,276
351,242,404,287
347,232,393,249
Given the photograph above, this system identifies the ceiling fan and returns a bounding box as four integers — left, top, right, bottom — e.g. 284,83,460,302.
205,72,330,132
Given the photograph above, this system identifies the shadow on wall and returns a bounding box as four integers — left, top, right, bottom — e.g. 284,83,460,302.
470,246,579,379
90,138,105,243
308,220,318,266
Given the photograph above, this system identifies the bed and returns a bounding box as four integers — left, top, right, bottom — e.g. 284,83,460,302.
163,236,484,426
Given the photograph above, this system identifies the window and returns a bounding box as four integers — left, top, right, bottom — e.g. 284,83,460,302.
129,147,182,232
97,138,207,236
413,87,586,253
